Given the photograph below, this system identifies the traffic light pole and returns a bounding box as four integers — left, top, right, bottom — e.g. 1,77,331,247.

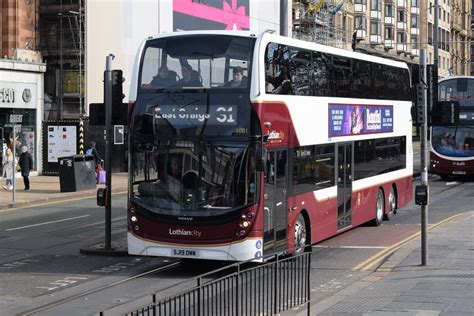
420,49,429,265
104,54,114,250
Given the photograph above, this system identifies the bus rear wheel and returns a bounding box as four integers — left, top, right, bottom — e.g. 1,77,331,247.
371,189,384,226
294,213,307,255
384,186,397,221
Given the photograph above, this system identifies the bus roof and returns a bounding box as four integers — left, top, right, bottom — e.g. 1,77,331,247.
439,76,474,83
144,30,408,70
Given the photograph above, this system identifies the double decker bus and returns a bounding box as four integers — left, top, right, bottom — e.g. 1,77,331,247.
430,76,474,179
127,31,413,261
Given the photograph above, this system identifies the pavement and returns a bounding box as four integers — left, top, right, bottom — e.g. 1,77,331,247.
0,172,129,211
298,210,474,316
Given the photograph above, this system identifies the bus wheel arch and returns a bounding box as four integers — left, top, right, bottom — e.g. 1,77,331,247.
384,184,398,221
371,188,384,226
294,210,310,255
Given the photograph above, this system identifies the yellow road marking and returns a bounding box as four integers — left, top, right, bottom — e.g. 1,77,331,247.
353,213,466,271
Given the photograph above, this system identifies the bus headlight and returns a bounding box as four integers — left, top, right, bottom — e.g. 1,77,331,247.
240,221,250,228
131,216,138,223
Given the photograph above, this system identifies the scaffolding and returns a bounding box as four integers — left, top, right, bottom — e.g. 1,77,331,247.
39,0,85,120
292,0,350,49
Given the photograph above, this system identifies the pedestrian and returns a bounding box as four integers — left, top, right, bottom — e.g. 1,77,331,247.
86,141,103,169
2,147,14,190
19,145,33,191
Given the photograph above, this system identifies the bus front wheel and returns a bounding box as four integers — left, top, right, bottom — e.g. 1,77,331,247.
294,213,307,254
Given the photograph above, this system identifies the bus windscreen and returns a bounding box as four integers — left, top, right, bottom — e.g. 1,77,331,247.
139,35,255,90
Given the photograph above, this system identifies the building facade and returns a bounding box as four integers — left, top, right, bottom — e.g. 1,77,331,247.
0,0,45,175
293,0,471,76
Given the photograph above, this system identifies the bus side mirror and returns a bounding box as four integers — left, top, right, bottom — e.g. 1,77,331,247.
256,146,266,172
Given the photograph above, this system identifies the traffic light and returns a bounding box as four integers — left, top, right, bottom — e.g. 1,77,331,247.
112,70,124,106
91,69,127,126
111,70,127,125
426,64,438,110
412,83,425,125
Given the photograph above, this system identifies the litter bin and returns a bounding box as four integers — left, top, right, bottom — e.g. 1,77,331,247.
58,155,96,192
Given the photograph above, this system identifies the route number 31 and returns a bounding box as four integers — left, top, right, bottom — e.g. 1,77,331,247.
216,106,235,123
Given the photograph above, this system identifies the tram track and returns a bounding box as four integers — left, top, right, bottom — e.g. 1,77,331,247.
16,260,183,316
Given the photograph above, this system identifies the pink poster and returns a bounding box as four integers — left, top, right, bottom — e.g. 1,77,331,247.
173,0,250,31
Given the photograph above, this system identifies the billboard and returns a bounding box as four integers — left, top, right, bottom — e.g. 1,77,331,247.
173,0,250,31
328,104,394,137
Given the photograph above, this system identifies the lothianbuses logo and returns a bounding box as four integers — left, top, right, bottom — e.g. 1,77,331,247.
169,228,202,238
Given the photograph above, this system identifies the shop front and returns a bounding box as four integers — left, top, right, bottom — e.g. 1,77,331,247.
0,59,46,177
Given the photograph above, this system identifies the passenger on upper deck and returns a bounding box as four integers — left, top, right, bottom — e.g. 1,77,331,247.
150,66,178,87
224,66,247,88
178,64,202,87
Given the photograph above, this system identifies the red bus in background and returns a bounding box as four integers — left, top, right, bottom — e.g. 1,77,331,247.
430,76,474,179
127,31,413,261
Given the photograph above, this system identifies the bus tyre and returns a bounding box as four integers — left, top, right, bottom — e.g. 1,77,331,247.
384,186,397,221
294,213,307,255
372,189,384,226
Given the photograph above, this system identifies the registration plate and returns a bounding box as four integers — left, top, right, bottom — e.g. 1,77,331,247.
172,249,199,257
452,171,466,175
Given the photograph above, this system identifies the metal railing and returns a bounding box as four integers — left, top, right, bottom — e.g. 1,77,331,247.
100,250,311,316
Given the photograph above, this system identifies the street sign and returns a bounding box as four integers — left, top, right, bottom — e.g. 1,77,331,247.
114,125,124,145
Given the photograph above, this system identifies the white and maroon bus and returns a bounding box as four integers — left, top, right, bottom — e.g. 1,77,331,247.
430,76,474,179
127,31,413,261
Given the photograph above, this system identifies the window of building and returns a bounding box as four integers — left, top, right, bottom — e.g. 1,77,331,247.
371,0,381,11
370,22,381,36
411,15,418,28
385,27,394,40
398,10,406,23
385,4,393,17
412,37,418,49
397,32,406,43
355,15,367,30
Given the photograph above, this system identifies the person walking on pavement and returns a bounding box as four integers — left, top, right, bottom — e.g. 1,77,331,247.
86,141,103,169
19,146,33,191
2,147,14,190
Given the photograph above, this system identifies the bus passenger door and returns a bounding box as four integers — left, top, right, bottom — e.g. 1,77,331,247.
337,143,353,230
263,150,288,254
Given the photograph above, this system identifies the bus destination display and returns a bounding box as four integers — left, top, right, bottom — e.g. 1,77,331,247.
154,105,237,126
